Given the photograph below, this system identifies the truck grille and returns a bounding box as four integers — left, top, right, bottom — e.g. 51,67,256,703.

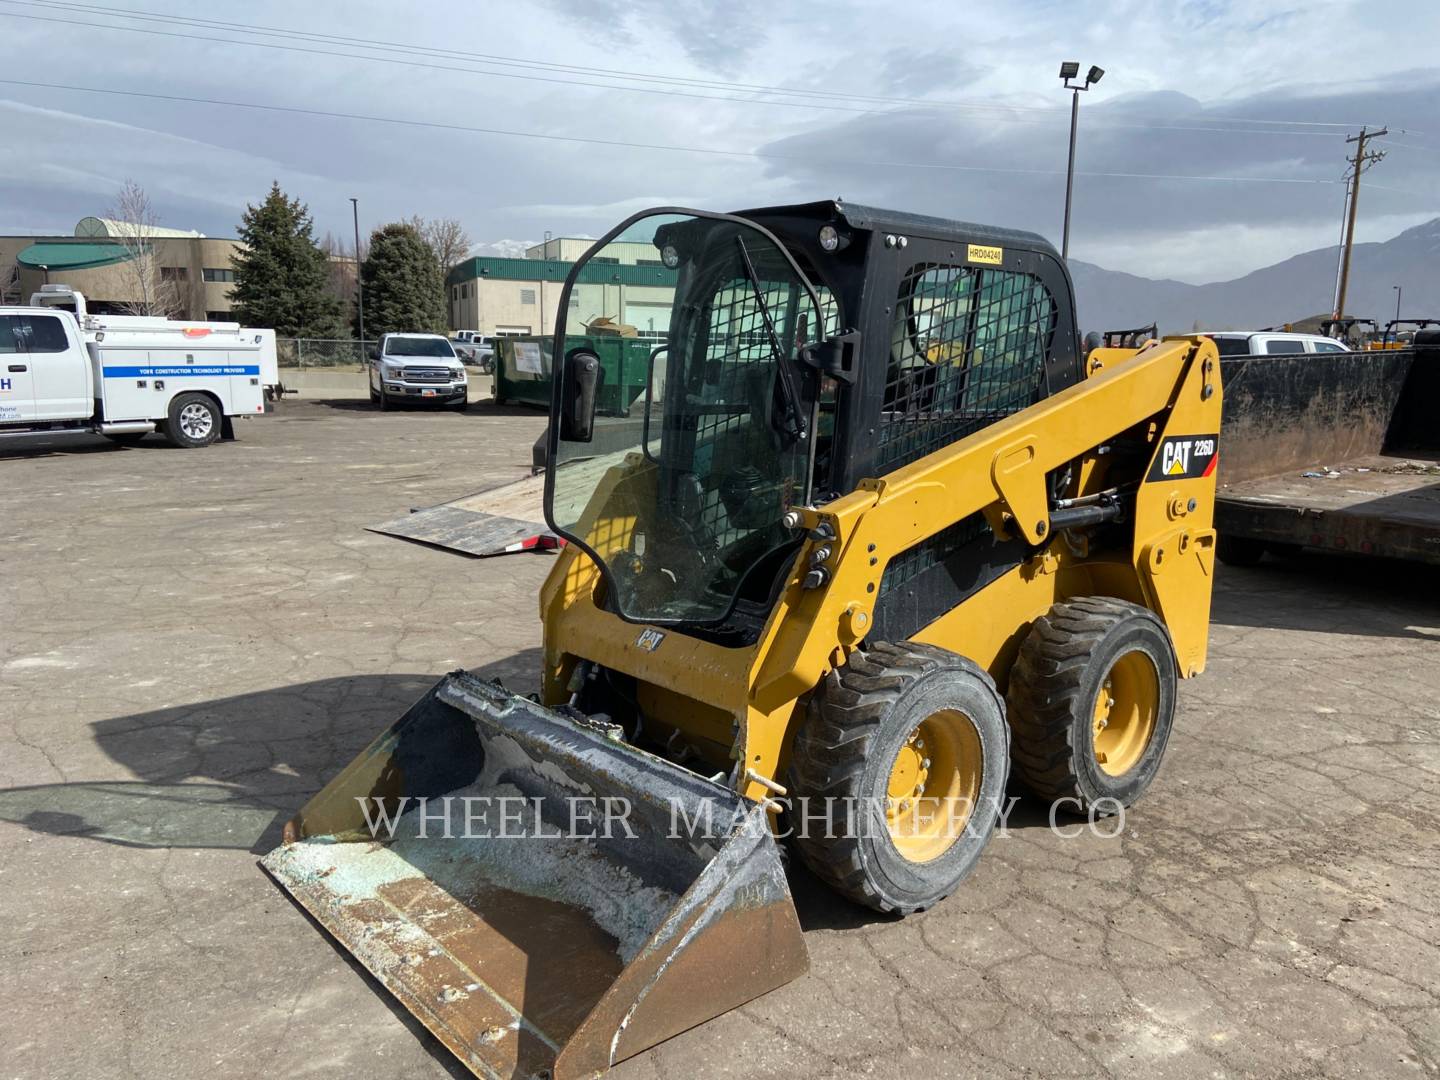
402,367,452,384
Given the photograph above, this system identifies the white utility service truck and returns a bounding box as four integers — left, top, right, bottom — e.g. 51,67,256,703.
0,286,271,448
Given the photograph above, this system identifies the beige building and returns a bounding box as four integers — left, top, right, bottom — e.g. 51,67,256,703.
0,217,243,320
525,237,664,266
447,236,677,338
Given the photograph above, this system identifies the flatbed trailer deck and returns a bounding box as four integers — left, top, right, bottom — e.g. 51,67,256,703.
1215,334,1439,566
1218,454,1440,564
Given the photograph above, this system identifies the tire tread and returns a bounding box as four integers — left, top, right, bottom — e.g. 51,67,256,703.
1006,596,1168,805
788,640,1005,914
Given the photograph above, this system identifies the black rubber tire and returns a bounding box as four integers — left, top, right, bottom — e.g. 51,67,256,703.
451,390,469,411
1006,596,1177,812
368,384,380,403
787,640,1011,915
378,384,393,411
1216,533,1267,567
164,392,221,448
103,432,148,447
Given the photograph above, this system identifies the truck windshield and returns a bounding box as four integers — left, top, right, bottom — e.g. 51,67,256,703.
386,337,454,358
546,212,823,626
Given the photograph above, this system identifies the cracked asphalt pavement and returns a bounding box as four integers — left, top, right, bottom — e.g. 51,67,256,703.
3,396,1438,1079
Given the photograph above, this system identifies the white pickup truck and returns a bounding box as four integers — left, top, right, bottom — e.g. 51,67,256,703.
0,287,271,448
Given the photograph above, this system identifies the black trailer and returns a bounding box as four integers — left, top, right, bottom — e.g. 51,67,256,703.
1215,332,1440,566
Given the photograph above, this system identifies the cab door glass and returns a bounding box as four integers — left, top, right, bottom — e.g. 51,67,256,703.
0,313,69,353
0,315,23,352
24,315,70,352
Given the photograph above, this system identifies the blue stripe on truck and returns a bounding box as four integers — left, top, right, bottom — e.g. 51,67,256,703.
104,365,261,377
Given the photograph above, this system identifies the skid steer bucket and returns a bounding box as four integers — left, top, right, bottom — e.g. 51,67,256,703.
261,671,807,1080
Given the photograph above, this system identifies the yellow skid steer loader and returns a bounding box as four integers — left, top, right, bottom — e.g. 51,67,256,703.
264,201,1221,1079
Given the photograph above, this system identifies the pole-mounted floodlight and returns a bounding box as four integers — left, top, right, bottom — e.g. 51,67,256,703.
1058,60,1105,260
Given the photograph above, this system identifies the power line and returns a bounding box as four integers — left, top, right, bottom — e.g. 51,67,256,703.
1377,138,1440,155
9,0,1044,112
0,0,1379,136
0,76,1357,189
0,9,894,116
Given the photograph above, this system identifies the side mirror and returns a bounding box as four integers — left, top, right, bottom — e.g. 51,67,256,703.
801,329,861,384
367,346,379,361
560,348,602,443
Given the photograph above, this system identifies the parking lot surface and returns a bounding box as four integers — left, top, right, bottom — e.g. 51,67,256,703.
4,397,1438,1079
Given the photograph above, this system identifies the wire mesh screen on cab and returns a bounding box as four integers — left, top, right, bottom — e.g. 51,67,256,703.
877,263,1057,472
682,280,838,551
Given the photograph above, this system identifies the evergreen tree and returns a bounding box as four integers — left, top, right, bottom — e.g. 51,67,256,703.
360,222,447,338
230,182,343,337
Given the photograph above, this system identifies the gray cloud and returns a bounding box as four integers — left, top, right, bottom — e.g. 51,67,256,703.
542,0,778,70
0,0,1435,284
751,76,1440,281
875,49,987,97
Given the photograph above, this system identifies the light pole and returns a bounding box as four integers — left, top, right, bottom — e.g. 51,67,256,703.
350,197,366,348
1058,61,1104,262
1393,284,1402,324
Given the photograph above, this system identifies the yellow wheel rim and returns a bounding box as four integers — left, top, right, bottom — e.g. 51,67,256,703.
885,709,983,863
1092,650,1160,777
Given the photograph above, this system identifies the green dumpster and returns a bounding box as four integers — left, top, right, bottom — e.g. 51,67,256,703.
494,335,656,416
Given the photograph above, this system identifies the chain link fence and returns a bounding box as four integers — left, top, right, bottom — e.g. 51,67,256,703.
277,338,377,370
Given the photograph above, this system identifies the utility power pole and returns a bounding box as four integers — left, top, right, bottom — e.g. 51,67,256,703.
1332,126,1387,319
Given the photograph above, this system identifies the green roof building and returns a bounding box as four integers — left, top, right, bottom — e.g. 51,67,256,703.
444,237,678,338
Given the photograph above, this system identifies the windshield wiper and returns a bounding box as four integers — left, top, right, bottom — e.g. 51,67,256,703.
734,235,806,444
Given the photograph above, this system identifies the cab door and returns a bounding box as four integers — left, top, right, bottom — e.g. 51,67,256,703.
0,314,38,423
24,312,91,419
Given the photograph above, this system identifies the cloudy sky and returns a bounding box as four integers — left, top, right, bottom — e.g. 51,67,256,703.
1,0,1436,283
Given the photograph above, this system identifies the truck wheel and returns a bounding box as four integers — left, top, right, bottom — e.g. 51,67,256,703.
164,393,221,448
1216,534,1267,567
1006,597,1176,812
787,640,1010,914
369,384,380,404
378,385,393,411
451,390,469,411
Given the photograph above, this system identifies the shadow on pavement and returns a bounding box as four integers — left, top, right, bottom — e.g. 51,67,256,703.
0,651,1093,941
311,397,531,417
0,432,170,459
0,654,542,854
787,789,1074,932
1213,550,1440,639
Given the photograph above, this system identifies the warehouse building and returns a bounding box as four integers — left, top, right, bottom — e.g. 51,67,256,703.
0,216,243,321
446,235,677,338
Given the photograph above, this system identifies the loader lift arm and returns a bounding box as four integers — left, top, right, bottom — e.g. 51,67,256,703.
752,335,1220,709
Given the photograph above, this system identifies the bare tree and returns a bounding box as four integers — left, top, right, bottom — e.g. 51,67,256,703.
318,230,363,328
108,180,182,316
0,258,20,305
407,215,472,272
